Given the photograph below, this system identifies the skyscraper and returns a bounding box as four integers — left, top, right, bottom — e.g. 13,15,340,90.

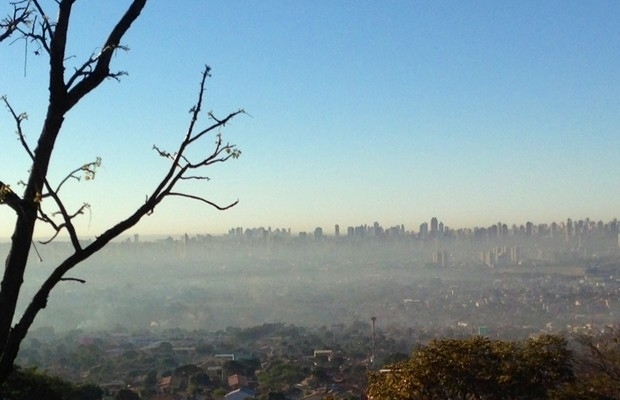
430,217,438,233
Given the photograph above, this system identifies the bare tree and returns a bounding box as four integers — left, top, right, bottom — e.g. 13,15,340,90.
0,0,31,43
0,0,244,381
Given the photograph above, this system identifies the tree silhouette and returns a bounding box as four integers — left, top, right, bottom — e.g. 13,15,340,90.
0,1,30,44
0,0,244,382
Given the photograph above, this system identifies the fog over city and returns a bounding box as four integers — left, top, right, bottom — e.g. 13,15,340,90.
3,1,620,397
9,217,619,338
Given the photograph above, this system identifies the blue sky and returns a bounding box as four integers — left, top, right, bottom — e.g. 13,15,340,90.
1,1,619,238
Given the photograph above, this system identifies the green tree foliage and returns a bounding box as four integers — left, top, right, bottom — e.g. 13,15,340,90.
140,369,158,398
367,335,574,400
224,358,261,377
0,366,102,400
257,359,308,392
379,352,410,368
311,365,330,384
115,388,140,400
189,371,211,395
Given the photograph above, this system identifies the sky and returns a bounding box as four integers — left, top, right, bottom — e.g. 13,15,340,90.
0,0,619,239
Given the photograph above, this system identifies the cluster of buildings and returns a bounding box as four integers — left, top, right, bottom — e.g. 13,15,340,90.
226,217,620,243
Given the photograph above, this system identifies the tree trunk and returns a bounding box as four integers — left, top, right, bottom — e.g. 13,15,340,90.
0,0,146,381
0,110,66,379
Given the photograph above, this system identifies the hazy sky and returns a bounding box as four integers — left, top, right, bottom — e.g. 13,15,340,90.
1,1,619,238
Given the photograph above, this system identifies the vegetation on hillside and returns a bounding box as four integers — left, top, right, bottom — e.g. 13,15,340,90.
6,323,620,399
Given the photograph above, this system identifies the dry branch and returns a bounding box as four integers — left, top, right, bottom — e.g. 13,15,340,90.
0,0,31,43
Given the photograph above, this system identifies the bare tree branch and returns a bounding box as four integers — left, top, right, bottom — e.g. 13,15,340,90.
0,0,246,383
17,3,51,56
184,65,211,142
180,176,210,181
59,277,86,284
0,61,245,381
0,0,149,380
0,0,31,43
167,192,238,210
152,144,174,160
187,108,245,147
66,47,129,90
43,158,102,199
37,189,90,248
1,96,35,160
36,159,100,249
0,181,24,215
30,1,52,44
65,0,146,110
47,0,72,104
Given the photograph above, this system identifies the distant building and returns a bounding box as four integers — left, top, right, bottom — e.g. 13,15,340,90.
214,353,235,361
432,250,449,267
373,221,383,237
313,349,334,360
157,376,172,393
430,217,438,234
419,222,428,239
228,374,248,389
566,218,573,241
347,226,354,237
510,246,521,264
480,251,496,267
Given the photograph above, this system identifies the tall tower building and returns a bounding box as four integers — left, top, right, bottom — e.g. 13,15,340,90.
525,221,533,237
510,246,521,264
419,222,429,239
347,226,354,237
430,217,438,233
566,218,573,241
432,250,448,267
335,224,340,237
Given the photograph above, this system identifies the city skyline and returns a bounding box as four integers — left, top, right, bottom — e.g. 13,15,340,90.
229,215,619,237
24,215,615,242
1,2,619,239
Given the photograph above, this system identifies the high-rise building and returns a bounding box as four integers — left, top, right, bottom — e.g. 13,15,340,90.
419,222,428,239
432,250,449,267
510,246,521,264
525,221,533,237
566,218,573,241
430,217,438,233
373,221,383,236
334,224,340,237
